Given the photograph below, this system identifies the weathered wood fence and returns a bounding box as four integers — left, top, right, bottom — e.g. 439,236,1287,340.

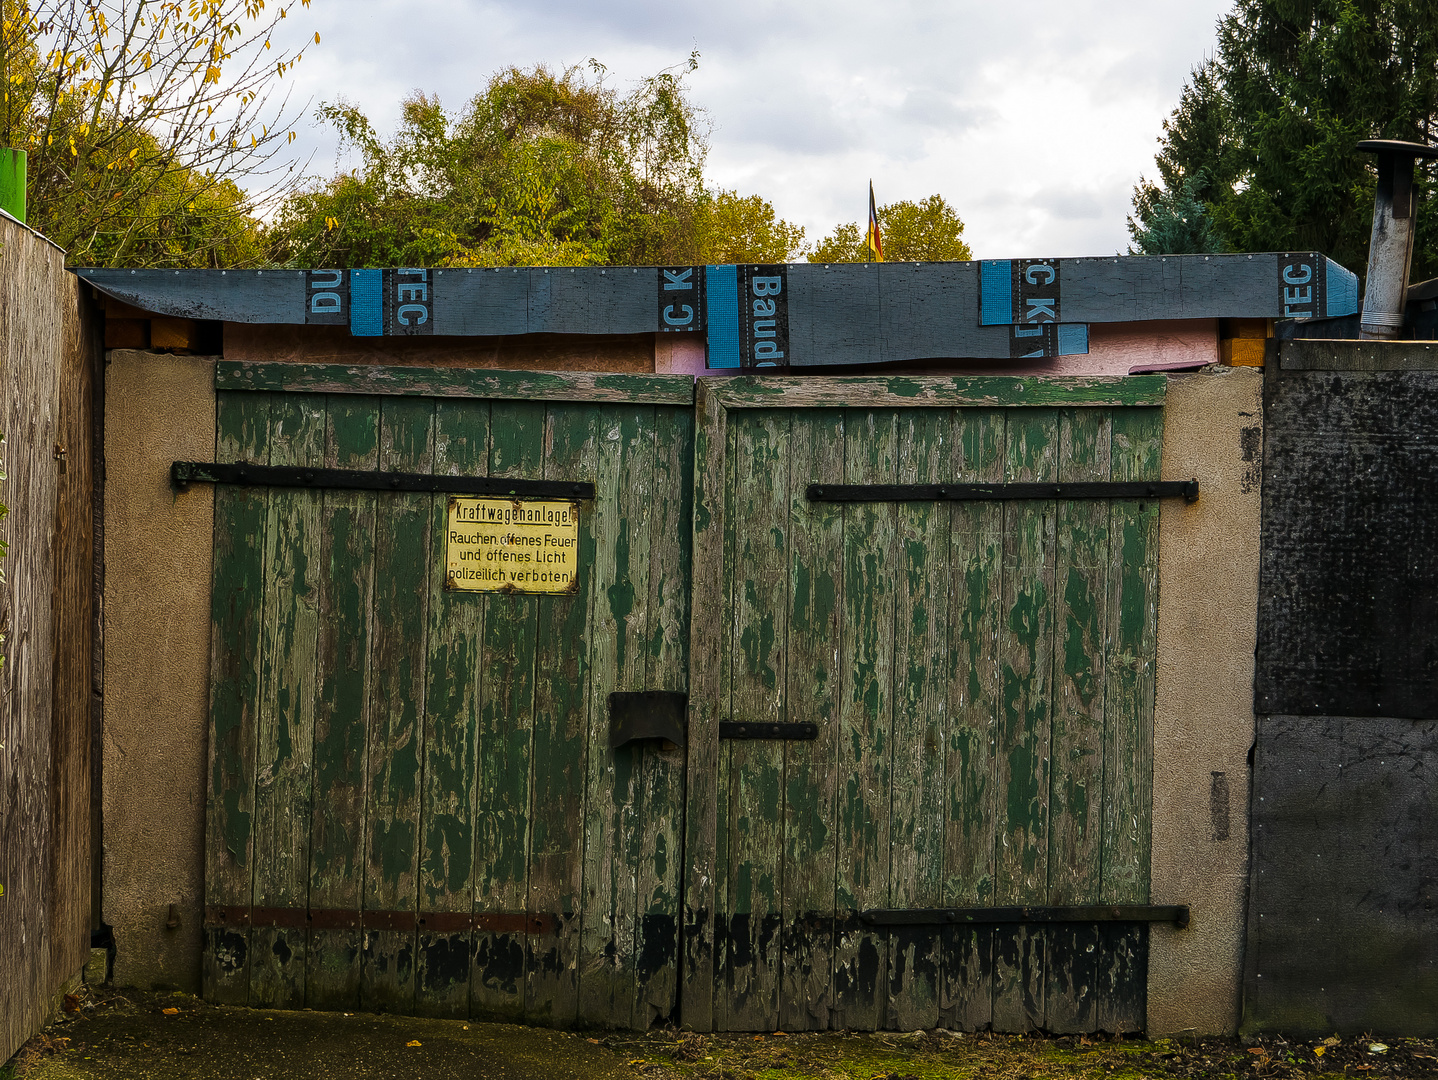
0,212,100,1062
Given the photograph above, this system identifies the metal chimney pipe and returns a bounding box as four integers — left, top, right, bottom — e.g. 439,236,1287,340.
1357,139,1438,339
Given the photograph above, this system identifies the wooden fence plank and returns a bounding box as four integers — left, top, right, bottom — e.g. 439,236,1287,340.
578,406,656,1027
361,397,435,1012
414,399,490,1018
632,404,693,1027
1098,408,1162,1033
204,391,272,1004
991,408,1058,1033
779,410,845,1032
250,396,326,1008
306,395,380,1010
938,408,1004,1031
526,404,602,1026
680,384,729,1032
720,410,792,1030
886,410,951,1031
1043,409,1112,1033
831,408,898,1030
471,401,545,1019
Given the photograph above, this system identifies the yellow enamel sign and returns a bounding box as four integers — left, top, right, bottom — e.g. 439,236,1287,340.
445,498,581,594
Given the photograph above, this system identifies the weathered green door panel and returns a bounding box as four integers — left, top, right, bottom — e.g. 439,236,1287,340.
415,398,489,1019
778,409,844,1033
524,403,600,1027
205,384,693,1030
686,382,1164,1035
204,391,272,1006
251,395,328,1009
361,396,436,1013
308,395,382,1012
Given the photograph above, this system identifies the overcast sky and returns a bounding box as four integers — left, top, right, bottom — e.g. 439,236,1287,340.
269,0,1230,259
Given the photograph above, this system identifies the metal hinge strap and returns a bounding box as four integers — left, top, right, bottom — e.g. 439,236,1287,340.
860,904,1190,928
172,461,594,501
807,480,1198,503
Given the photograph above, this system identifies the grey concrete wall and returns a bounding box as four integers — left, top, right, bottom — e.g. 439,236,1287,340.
1147,365,1263,1035
103,350,216,991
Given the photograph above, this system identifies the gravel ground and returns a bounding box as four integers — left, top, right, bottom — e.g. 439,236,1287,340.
8,989,1438,1080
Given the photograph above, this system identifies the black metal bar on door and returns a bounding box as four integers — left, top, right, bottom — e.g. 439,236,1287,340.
172,461,595,501
806,480,1199,503
861,904,1190,928
719,722,819,741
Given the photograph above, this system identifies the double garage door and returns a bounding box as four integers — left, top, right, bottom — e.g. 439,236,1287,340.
202,364,1169,1032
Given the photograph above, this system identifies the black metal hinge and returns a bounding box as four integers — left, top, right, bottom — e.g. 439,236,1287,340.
719,722,819,741
807,480,1198,503
860,904,1190,928
172,461,595,501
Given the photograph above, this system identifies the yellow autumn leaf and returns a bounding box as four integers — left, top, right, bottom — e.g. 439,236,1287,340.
406,1040,421,1048
1314,1046,1326,1058
161,1007,180,1015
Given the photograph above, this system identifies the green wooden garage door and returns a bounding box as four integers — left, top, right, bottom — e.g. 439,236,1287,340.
202,364,693,1028
680,376,1166,1034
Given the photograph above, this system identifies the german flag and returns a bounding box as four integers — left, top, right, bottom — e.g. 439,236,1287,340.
866,181,884,262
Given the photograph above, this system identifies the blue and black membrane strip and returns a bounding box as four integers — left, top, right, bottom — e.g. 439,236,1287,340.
76,252,1360,370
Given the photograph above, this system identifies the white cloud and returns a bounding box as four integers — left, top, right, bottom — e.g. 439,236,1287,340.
262,0,1230,257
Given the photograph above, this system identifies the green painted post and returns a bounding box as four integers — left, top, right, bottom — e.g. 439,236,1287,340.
0,148,25,224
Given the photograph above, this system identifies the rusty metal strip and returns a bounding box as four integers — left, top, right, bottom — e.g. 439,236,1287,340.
417,912,472,934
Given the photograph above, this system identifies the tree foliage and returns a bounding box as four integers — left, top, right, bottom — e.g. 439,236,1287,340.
809,194,972,263
267,59,805,268
1128,169,1225,254
1,0,318,266
1133,0,1438,277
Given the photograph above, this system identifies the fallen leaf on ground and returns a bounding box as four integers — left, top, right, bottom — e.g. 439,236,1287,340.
1370,1043,1389,1053
161,1008,179,1016
1313,1046,1325,1057
406,1040,421,1048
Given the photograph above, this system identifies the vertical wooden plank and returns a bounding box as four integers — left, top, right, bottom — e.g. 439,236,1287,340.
632,405,694,1027
991,408,1058,1034
578,405,655,1028
250,395,326,1008
711,416,739,1032
938,409,1003,1031
1044,409,1112,1034
415,399,489,1018
886,410,950,1031
680,383,728,1033
1099,406,1162,1034
361,397,435,1013
719,410,791,1030
939,408,1004,1031
205,391,271,1004
471,401,545,1020
526,404,601,1026
780,409,845,1032
307,395,380,1010
831,407,898,1032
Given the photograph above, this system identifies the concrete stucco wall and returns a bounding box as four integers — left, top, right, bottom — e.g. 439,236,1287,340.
103,349,216,991
1148,365,1263,1035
